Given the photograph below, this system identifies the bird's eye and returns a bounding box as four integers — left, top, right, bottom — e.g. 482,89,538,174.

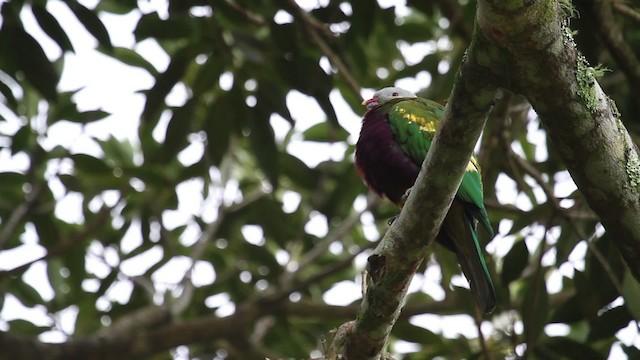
392,92,399,96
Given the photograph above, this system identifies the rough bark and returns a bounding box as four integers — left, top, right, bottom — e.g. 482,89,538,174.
475,0,640,279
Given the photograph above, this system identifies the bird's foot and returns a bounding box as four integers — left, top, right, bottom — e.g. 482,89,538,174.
388,188,413,225
400,187,412,207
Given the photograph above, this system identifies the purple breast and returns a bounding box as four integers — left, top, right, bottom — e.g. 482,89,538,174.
355,110,420,204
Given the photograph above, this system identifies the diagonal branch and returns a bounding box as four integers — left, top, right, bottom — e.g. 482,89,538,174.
613,1,640,22
0,200,117,279
475,0,640,280
584,0,640,88
0,184,42,250
287,0,362,99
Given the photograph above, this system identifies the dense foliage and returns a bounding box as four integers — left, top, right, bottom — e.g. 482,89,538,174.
0,0,639,358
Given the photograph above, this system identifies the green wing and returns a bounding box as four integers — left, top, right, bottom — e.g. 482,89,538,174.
386,98,493,236
385,97,442,163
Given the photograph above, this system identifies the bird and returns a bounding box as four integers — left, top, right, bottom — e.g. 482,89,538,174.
354,86,496,313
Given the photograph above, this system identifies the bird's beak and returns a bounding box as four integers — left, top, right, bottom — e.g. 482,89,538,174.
362,97,377,106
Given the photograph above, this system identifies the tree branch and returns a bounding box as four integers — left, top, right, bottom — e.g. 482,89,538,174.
0,289,576,360
0,200,117,279
287,0,362,99
0,184,42,250
613,1,640,23
584,0,640,88
475,0,640,280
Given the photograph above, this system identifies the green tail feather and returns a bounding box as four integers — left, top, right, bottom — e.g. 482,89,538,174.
463,221,496,313
443,201,496,313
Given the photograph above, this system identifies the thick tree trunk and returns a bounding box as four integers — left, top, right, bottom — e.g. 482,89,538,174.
476,0,640,279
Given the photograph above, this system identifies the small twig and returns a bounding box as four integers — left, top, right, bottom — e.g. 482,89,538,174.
589,0,640,87
0,144,74,251
484,198,597,221
495,97,541,207
434,0,473,41
93,305,171,341
0,199,118,279
0,184,42,250
218,0,266,26
523,218,555,359
506,141,625,299
473,307,492,360
130,276,157,303
295,241,376,293
173,188,269,315
510,150,557,209
261,240,377,306
287,0,362,99
297,195,380,272
585,232,625,295
613,2,640,22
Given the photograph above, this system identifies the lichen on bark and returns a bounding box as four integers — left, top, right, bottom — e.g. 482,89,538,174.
575,55,608,114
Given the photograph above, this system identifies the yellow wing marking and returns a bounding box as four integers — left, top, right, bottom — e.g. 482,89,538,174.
467,156,480,173
398,108,437,133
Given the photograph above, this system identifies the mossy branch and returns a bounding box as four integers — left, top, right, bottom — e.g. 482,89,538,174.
476,0,640,280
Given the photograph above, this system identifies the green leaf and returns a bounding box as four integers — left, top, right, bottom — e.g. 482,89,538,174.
31,4,74,53
623,270,640,319
204,97,234,166
10,124,35,154
303,122,350,143
280,152,320,190
0,172,26,188
588,305,632,341
72,110,111,124
521,271,549,347
160,99,197,162
621,344,640,358
141,47,194,123
0,8,59,101
48,91,109,124
393,322,443,345
255,81,294,124
64,240,87,292
9,278,45,308
0,78,18,109
63,0,113,50
71,153,113,174
58,174,82,192
191,53,225,96
95,0,138,15
32,212,61,247
98,136,135,166
74,294,101,334
134,12,197,41
8,319,50,336
99,46,158,76
249,103,279,188
550,293,582,324
535,337,603,359
501,239,528,285
47,258,70,311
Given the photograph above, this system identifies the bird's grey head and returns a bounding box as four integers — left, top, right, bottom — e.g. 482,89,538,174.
362,87,417,109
